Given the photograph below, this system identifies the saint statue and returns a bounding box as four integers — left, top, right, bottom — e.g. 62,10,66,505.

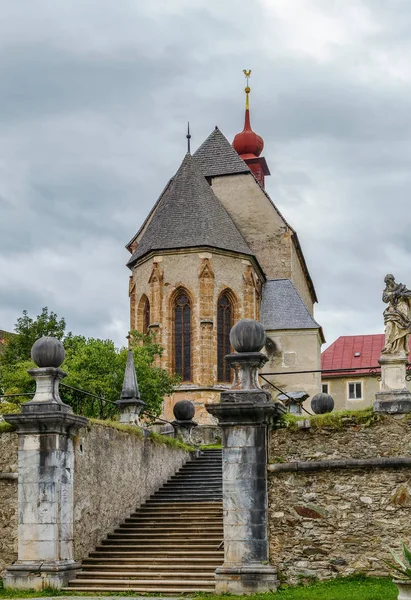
381,274,411,356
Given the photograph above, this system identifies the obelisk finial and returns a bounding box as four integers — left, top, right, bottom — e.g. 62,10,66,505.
243,69,251,110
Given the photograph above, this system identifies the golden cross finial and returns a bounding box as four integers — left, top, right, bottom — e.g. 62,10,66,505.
243,69,251,109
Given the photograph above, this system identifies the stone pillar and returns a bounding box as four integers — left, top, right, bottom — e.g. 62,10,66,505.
149,259,164,368
242,264,256,320
129,276,137,331
172,400,198,445
3,337,88,590
198,257,215,385
206,319,285,594
374,355,411,413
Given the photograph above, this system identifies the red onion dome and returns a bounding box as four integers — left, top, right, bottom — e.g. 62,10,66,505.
233,108,264,158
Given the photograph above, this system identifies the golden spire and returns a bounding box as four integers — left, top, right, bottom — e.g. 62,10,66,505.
243,69,251,110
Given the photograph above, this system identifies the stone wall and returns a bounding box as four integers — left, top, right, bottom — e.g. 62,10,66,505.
73,422,189,560
0,422,189,574
268,414,411,585
0,432,18,576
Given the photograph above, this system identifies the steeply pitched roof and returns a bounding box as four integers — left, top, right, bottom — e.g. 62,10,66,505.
127,153,253,266
261,279,321,331
321,334,394,377
193,127,250,178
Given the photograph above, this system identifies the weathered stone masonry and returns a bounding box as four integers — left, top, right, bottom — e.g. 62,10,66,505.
268,415,411,585
0,432,18,576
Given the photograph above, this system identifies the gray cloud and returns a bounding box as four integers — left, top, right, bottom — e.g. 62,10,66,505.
1,0,411,351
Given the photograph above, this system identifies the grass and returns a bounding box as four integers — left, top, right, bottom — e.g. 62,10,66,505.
0,576,397,598
0,421,15,434
280,406,384,432
90,419,193,452
196,576,397,600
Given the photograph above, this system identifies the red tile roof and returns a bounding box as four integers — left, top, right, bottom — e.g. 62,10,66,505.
321,334,411,378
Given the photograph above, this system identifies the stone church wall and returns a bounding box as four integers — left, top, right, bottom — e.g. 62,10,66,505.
268,414,411,585
211,173,314,313
0,423,188,574
130,250,262,423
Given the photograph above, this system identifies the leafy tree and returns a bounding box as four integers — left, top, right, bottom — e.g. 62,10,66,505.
1,308,66,364
0,309,177,420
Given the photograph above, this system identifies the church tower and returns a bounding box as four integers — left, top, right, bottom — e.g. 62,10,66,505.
126,74,323,422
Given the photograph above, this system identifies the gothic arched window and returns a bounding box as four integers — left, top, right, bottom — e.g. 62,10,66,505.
174,290,191,381
143,297,150,334
218,292,233,382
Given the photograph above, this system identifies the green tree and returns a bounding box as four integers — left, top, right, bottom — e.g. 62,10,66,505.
1,307,66,364
0,309,177,420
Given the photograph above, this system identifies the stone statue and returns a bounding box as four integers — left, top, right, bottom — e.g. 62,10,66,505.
381,274,411,356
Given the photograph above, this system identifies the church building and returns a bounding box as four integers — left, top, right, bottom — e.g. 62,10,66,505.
126,79,324,422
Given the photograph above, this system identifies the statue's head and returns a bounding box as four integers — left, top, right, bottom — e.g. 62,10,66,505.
385,274,395,286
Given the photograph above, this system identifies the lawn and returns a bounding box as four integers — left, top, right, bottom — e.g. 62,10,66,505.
197,576,397,600
0,576,398,599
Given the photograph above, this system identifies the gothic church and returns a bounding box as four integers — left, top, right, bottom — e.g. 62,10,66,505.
126,83,323,422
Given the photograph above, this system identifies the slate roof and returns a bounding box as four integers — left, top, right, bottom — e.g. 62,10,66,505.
127,153,253,266
321,334,394,377
193,127,250,178
261,279,321,330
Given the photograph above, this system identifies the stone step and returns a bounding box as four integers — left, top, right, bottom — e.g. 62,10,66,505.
137,501,222,506
90,550,224,558
99,539,221,546
107,534,222,541
69,578,215,586
133,509,222,516
118,523,223,530
159,486,222,490
81,565,217,572
83,557,222,565
124,517,223,523
118,527,222,534
65,585,215,592
149,497,223,502
83,552,224,569
77,571,215,578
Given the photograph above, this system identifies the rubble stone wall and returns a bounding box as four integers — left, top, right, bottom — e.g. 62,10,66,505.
0,432,18,576
268,414,411,585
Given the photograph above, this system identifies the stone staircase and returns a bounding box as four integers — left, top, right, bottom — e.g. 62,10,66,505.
65,449,223,593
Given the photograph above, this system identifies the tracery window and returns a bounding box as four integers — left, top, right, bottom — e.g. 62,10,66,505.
217,292,233,382
143,297,150,334
174,290,191,381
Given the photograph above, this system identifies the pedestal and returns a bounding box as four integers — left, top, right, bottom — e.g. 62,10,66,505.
207,390,285,594
3,401,87,589
374,355,411,413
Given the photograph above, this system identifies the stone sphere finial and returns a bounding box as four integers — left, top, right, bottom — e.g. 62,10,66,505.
31,336,65,368
173,399,195,421
229,319,266,353
311,392,334,415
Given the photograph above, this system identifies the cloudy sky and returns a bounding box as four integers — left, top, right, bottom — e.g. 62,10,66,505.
1,0,410,348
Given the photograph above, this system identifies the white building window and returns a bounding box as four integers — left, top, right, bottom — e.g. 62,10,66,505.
322,383,330,394
347,381,363,400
